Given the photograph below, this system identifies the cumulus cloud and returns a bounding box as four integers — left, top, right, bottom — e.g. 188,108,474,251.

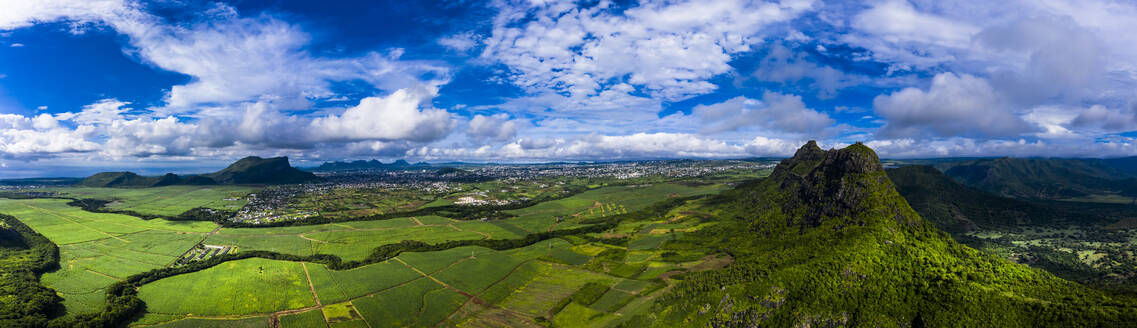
482,0,816,102
1069,104,1137,134
682,92,833,135
852,0,978,49
409,132,754,161
309,89,455,143
0,1,461,161
867,137,1137,159
974,17,1107,106
0,90,457,160
743,136,801,156
1,1,448,111
467,113,520,142
873,73,1035,138
0,114,98,157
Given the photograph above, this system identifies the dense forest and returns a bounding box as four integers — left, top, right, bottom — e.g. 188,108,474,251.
0,214,62,327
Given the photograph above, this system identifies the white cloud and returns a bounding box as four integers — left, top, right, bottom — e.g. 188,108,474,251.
852,0,978,49
867,137,1137,159
743,136,800,156
8,43,23,47
681,92,834,135
0,113,98,157
1,1,448,111
873,73,1035,138
467,113,520,142
310,89,455,143
0,0,125,30
482,0,817,102
438,31,480,53
1069,104,1137,133
409,132,752,161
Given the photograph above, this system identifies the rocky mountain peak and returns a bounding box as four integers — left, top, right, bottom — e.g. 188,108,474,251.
767,141,912,230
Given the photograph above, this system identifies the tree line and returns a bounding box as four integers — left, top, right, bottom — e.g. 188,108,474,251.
0,214,62,328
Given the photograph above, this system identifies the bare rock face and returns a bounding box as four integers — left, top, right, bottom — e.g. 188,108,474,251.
768,141,907,230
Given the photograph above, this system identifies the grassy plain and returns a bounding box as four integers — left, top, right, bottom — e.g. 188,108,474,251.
279,309,326,328
0,198,216,315
47,185,257,216
146,317,269,328
137,258,317,316
0,175,741,325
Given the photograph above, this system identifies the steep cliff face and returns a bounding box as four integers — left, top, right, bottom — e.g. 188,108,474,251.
768,141,917,231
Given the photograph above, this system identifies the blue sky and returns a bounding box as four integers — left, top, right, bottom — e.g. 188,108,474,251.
3,0,1137,177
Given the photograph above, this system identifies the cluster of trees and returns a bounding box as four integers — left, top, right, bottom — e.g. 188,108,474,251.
0,214,62,328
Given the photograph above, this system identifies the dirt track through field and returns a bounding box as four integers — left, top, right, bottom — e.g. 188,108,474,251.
301,262,322,306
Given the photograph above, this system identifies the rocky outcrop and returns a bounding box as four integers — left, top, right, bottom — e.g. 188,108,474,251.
768,141,912,230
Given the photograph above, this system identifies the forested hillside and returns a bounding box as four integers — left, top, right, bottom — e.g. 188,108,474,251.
0,214,61,327
630,142,1137,327
940,157,1137,200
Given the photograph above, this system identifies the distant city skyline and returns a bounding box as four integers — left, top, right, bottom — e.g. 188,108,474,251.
4,0,1137,177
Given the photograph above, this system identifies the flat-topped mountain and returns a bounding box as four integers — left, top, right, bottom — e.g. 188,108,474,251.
202,156,318,184
78,156,319,187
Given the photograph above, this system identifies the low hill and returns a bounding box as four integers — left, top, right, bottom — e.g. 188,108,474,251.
940,157,1137,199
79,156,318,187
79,172,166,188
638,141,1136,327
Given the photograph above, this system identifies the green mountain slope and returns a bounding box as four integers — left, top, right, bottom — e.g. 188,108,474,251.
888,165,1137,233
634,142,1137,327
78,172,165,187
887,165,1068,232
79,156,318,187
940,157,1137,199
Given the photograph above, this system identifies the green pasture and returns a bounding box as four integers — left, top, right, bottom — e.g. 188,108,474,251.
48,185,258,216
307,260,421,304
280,309,326,328
146,316,269,328
207,217,527,261
138,258,316,316
504,183,727,233
0,198,215,315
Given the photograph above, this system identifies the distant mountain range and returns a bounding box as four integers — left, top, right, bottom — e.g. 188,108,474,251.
312,159,431,172
886,165,1134,233
78,156,320,187
936,157,1137,199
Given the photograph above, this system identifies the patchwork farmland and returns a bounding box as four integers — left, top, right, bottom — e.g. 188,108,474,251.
0,167,758,327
